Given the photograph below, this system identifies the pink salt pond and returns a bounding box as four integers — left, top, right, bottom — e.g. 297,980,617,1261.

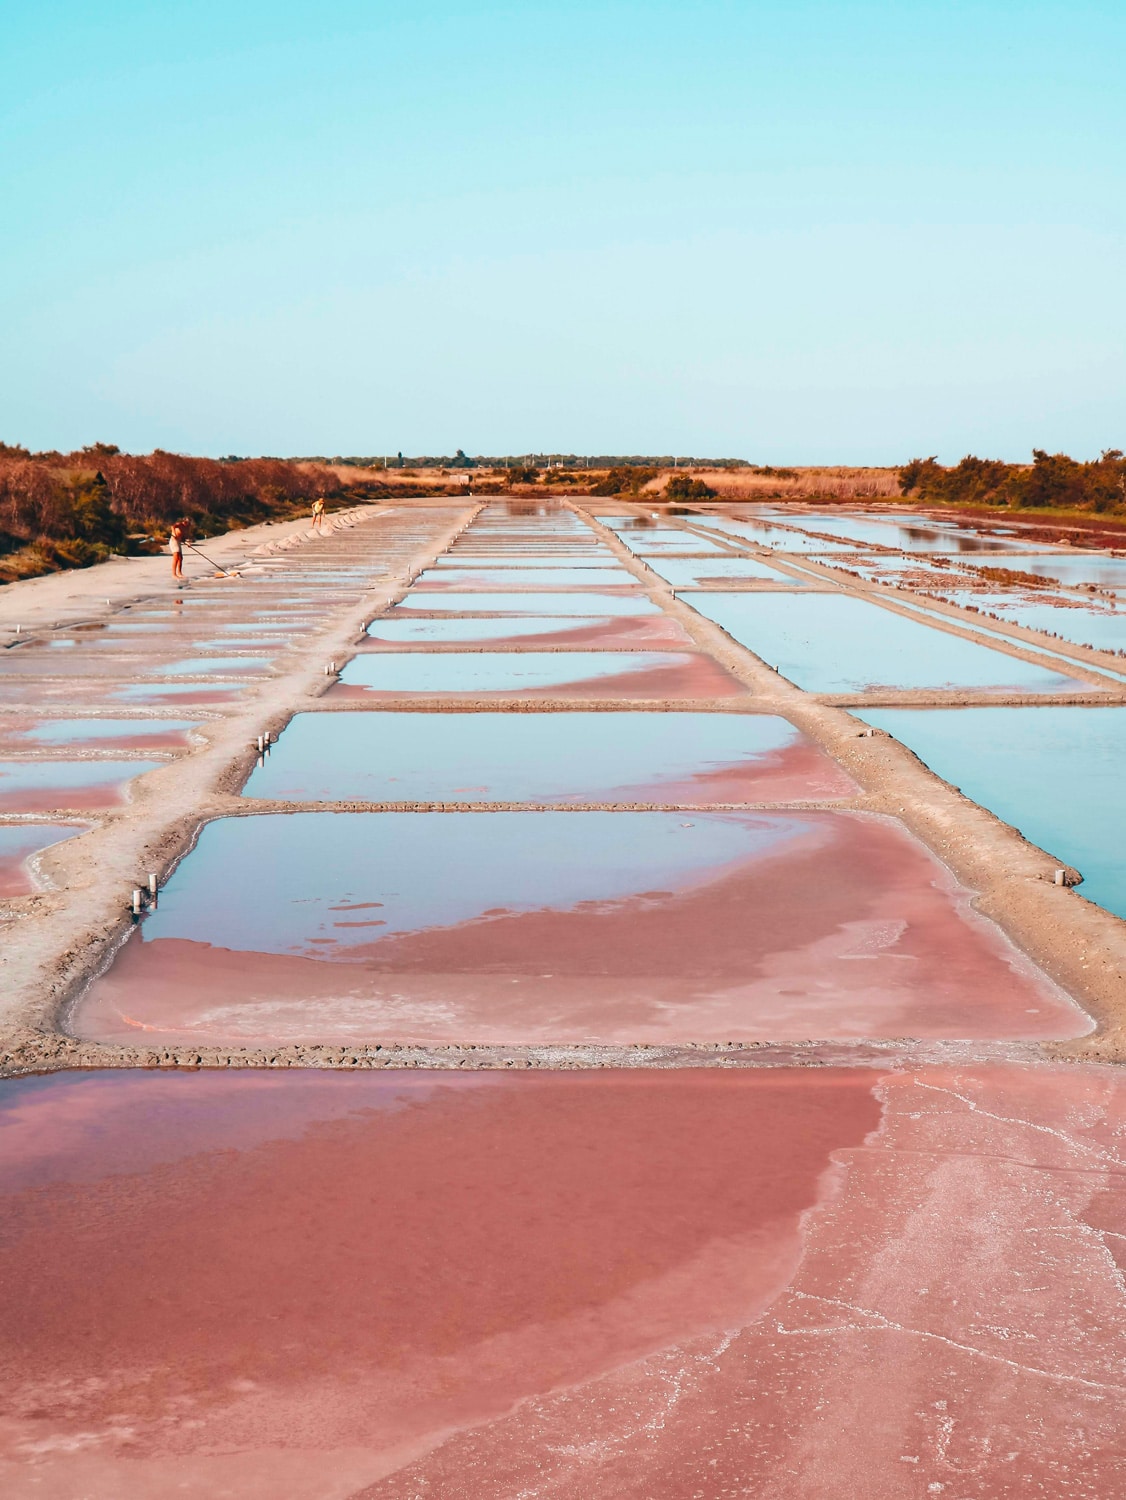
364,613,692,649
332,650,747,700
0,823,87,895
0,718,200,754
243,710,856,804
1,1062,1123,1499
412,566,641,590
0,760,164,812
71,809,1088,1047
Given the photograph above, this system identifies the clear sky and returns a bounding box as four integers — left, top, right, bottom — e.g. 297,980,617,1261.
2,1,1123,462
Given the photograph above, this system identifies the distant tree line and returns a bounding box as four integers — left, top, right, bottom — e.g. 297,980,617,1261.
0,443,341,581
294,452,754,470
901,450,1126,512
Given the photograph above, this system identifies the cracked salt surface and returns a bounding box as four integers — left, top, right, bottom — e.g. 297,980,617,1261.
3,1064,1118,1496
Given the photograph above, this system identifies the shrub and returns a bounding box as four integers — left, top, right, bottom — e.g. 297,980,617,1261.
0,445,341,582
899,449,1126,513
589,466,659,496
664,473,716,502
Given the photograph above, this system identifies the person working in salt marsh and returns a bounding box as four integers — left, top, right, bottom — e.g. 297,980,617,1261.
169,520,186,580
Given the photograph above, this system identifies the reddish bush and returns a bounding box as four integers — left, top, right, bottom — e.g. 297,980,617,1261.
0,445,341,580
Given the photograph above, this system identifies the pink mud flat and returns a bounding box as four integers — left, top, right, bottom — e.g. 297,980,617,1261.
1,1063,1124,1499
73,810,1087,1047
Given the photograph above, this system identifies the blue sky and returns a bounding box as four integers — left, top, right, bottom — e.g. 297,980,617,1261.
2,1,1123,460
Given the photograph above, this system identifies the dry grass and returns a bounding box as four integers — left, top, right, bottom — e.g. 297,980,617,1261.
644,467,903,503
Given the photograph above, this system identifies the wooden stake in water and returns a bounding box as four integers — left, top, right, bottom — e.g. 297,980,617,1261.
132,888,143,915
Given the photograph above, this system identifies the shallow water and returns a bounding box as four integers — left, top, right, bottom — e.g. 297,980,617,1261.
686,593,1082,693
71,807,1084,1048
614,531,732,555
335,650,744,698
783,515,1042,554
391,591,661,615
0,760,163,811
192,635,294,649
964,552,1126,591
931,593,1126,653
0,1065,898,1493
433,554,621,567
644,556,798,586
886,597,1126,685
413,567,640,590
112,682,248,702
154,656,277,675
691,519,859,553
243,711,855,804
0,719,199,752
856,705,1126,918
0,822,86,894
364,614,689,647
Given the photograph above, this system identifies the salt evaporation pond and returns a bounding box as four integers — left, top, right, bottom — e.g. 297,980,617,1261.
71,809,1084,1047
365,613,691,648
5,1062,1121,1495
0,822,86,894
933,593,1126,653
685,593,1083,693
783,514,1042,554
645,556,799,587
433,554,622,568
243,711,856,804
154,657,277,675
689,519,858,553
856,705,1126,919
391,591,661,615
0,760,163,812
413,567,640,590
111,682,248,704
0,1066,877,1494
335,650,746,699
614,532,733,555
0,719,198,752
966,553,1126,591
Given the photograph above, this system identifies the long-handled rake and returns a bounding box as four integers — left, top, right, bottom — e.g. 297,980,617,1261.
185,541,241,578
